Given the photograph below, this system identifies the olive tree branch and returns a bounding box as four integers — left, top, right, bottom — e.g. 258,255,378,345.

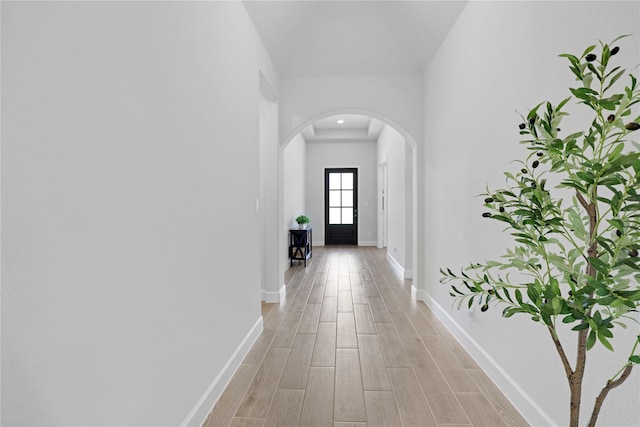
587,364,634,427
548,325,574,378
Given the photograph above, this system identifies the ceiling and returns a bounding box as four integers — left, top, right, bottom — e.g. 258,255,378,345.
300,114,385,143
242,0,468,78
243,1,467,143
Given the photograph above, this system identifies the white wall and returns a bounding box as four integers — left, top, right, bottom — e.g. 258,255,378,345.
260,92,282,303
405,144,414,278
1,2,277,425
377,125,407,269
306,141,377,246
422,1,640,426
283,134,307,266
280,75,424,151
280,75,424,285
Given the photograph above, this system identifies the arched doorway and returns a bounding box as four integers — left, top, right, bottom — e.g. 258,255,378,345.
278,109,419,296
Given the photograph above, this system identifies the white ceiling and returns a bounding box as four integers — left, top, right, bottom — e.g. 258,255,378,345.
242,0,468,78
300,114,385,142
243,1,467,142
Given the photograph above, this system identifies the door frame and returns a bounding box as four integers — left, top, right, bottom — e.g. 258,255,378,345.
324,167,358,245
382,162,388,248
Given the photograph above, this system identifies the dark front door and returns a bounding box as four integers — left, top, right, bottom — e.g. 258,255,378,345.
325,168,358,245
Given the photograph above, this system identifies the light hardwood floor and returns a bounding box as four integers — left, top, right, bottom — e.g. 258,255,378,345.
203,246,530,427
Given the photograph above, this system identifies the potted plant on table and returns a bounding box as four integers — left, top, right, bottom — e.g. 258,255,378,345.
296,215,310,229
440,36,640,427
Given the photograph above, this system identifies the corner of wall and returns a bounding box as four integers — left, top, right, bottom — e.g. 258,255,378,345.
261,284,286,303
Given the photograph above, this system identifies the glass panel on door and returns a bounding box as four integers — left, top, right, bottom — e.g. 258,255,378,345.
327,172,355,224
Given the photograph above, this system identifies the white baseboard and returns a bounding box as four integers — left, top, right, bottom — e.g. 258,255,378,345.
181,316,264,427
404,269,413,279
386,252,405,274
415,289,556,427
262,283,286,303
312,241,377,247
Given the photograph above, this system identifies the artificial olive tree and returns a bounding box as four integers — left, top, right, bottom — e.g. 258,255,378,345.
441,36,640,427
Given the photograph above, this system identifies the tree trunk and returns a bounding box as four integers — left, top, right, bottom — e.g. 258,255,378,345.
570,191,596,427
569,370,583,427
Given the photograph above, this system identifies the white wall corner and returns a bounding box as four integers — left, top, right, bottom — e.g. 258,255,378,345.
411,284,419,300
262,284,286,303
422,292,557,427
181,316,264,427
358,240,377,247
386,252,405,275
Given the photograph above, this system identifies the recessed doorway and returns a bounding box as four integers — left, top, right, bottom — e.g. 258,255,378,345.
325,168,358,245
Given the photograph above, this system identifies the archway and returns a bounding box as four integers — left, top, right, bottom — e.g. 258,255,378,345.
278,108,419,297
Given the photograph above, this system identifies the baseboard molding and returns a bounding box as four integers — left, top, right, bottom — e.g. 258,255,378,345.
415,289,556,427
386,252,405,275
181,316,264,427
358,240,377,246
404,269,413,279
312,240,324,247
262,283,286,303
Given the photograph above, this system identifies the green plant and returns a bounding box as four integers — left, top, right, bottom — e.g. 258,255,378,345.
441,36,640,427
296,215,310,224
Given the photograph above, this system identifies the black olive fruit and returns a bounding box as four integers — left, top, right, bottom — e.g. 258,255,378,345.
625,122,640,131
519,123,526,130
616,229,622,237
482,212,492,218
585,53,597,62
521,168,528,174
499,206,505,213
611,46,620,55
537,152,543,157
629,249,639,258
532,160,539,168
484,197,494,203
481,304,489,312
607,114,615,123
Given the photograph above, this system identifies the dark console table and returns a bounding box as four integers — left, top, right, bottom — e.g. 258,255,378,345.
289,227,312,267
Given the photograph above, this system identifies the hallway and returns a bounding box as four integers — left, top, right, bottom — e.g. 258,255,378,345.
203,247,529,427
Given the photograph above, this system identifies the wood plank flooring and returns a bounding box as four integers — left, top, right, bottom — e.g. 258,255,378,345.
203,247,529,427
